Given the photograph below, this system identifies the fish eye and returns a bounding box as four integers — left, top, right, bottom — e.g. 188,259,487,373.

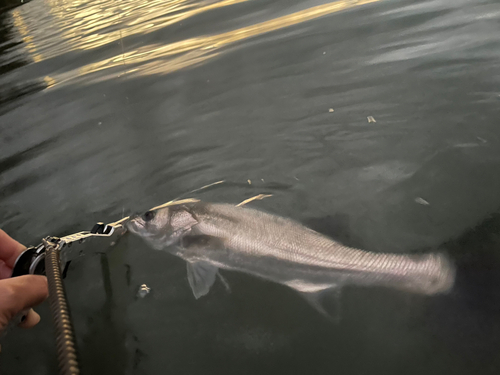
143,210,156,222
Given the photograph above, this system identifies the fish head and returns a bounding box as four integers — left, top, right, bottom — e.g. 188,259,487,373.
126,205,198,250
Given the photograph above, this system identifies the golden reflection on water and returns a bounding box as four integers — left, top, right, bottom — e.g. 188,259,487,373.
11,9,43,63
11,0,379,85
43,75,56,88
11,9,56,87
47,0,248,51
79,0,379,78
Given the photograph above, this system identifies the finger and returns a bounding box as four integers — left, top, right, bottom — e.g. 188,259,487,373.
0,229,26,268
0,276,48,321
18,308,41,329
0,261,12,279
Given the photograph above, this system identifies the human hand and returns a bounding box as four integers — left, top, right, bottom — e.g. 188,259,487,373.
0,229,48,333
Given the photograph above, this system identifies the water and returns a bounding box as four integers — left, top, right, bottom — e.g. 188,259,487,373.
1,0,500,373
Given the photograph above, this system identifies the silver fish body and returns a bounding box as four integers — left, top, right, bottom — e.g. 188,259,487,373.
127,201,455,301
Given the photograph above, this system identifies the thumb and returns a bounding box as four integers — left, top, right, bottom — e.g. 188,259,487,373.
0,275,48,331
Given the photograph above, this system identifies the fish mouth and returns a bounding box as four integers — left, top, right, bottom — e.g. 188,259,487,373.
125,214,145,234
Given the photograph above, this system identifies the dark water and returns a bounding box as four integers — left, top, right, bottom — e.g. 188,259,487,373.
1,0,500,373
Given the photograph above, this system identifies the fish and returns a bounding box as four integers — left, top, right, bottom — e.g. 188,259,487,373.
126,200,455,315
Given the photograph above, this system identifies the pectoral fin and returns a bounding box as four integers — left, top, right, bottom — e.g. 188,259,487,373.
186,262,218,299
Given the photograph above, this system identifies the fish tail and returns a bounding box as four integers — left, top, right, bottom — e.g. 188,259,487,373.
395,252,456,295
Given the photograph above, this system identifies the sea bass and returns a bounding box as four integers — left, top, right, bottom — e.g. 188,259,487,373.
126,201,455,310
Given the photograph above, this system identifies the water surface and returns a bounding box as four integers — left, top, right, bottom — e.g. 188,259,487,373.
1,0,500,374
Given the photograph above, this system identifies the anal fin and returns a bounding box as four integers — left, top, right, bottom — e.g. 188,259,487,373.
299,286,342,322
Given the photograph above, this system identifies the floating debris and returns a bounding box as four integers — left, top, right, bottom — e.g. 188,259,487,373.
329,108,334,113
148,198,201,212
454,143,479,148
293,176,299,181
137,284,151,298
261,179,265,182
247,180,252,185
477,137,487,143
367,116,376,123
415,197,430,206
237,194,273,207
323,51,326,55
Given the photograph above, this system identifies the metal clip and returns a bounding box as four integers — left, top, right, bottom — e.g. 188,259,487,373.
12,221,122,278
